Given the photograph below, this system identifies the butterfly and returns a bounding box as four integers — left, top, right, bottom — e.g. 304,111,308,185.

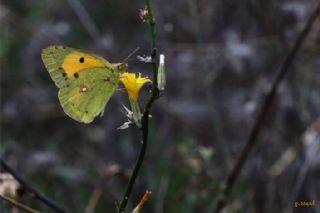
41,46,127,123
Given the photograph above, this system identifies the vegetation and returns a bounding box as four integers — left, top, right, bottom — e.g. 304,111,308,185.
1,0,320,212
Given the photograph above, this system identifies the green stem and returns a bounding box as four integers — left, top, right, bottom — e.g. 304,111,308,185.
130,98,142,128
145,0,158,87
118,0,159,212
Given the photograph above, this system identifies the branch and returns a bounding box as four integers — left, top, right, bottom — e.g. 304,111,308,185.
213,2,320,212
118,0,159,212
0,194,41,213
0,159,68,213
66,0,100,42
132,190,152,213
85,187,102,213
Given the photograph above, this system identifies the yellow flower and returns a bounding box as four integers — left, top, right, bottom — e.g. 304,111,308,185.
120,72,152,101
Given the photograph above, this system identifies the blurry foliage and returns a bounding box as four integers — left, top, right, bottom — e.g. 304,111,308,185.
1,0,320,212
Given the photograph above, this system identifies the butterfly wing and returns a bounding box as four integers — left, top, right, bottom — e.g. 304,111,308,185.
41,46,113,88
41,45,121,123
58,67,120,123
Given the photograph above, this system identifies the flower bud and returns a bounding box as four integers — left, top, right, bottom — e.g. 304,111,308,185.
157,54,166,91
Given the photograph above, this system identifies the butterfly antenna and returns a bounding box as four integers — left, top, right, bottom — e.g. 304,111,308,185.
123,47,140,63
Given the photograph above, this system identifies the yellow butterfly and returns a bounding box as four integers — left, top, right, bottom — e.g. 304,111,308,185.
41,46,127,123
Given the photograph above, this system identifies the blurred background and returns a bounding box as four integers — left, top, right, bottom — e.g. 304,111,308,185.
1,0,320,212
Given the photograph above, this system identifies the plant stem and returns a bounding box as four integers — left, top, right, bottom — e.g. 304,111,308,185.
0,159,68,213
145,0,158,87
213,2,320,212
118,0,159,212
0,194,41,213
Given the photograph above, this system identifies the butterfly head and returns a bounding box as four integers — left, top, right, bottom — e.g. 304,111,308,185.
113,63,128,74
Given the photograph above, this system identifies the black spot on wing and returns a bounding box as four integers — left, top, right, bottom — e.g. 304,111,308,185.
74,73,79,78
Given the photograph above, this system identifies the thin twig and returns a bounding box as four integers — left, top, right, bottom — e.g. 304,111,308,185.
0,159,68,213
85,164,122,213
118,0,159,212
86,187,102,213
132,190,152,213
213,2,320,212
0,194,41,213
66,0,100,42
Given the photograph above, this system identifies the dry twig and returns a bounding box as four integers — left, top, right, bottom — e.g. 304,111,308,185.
0,159,68,213
0,194,41,213
213,2,320,212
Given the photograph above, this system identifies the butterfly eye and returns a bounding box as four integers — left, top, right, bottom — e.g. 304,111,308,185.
117,63,128,72
79,57,85,63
